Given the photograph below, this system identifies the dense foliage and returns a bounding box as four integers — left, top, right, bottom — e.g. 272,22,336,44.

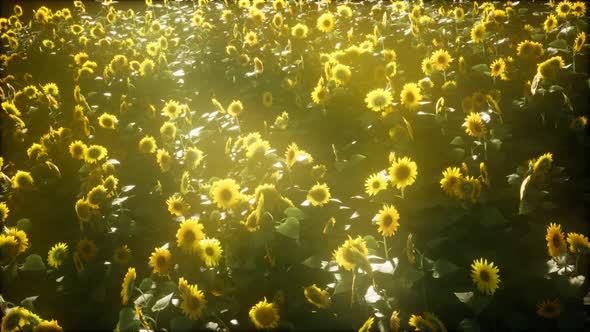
1,0,589,331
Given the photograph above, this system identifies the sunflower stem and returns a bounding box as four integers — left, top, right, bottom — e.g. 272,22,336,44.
400,187,405,199
351,269,357,307
383,235,390,261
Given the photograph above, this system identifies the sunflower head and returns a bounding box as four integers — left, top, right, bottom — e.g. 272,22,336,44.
176,219,204,254
48,242,69,269
113,245,132,265
455,176,482,203
162,100,182,119
546,223,566,257
0,234,19,265
85,145,108,163
376,205,400,237
249,298,280,329
400,83,422,110
536,299,561,319
431,49,453,71
566,232,590,253
471,24,486,43
365,172,388,196
307,183,331,207
227,100,244,117
365,88,393,112
470,258,500,295
464,112,487,139
304,284,331,308
149,247,172,275
210,178,241,210
121,267,136,305
333,236,369,271
180,284,207,320
77,238,97,261
199,238,223,267
440,167,463,196
574,31,586,53
317,13,335,33
388,157,418,189
533,153,553,174
138,136,157,154
490,58,506,78
12,170,34,190
0,203,9,223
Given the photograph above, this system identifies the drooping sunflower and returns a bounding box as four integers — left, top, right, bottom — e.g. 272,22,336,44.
0,203,9,223
365,172,388,196
440,167,463,196
365,88,393,112
536,299,561,319
285,143,299,167
332,64,352,85
47,243,69,269
87,185,108,206
537,56,565,80
162,100,182,119
333,236,369,271
199,238,223,267
376,205,400,237
148,247,172,275
470,24,485,43
573,31,585,53
246,140,271,160
121,267,136,305
566,232,590,253
176,219,204,254
77,238,97,261
543,14,558,33
180,284,207,320
464,112,487,138
85,144,108,164
546,223,566,257
317,13,335,33
303,284,331,309
490,58,506,78
210,178,241,210
11,170,34,190
307,183,331,207
400,83,422,110
431,49,453,71
389,157,418,189
0,235,18,265
470,258,501,295
533,153,553,174
75,198,95,223
249,298,280,329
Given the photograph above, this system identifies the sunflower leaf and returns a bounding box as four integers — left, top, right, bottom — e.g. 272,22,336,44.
276,217,300,241
22,254,46,273
152,292,174,312
118,308,140,332
284,207,304,220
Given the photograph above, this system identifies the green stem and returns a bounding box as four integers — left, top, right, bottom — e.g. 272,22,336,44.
383,235,389,261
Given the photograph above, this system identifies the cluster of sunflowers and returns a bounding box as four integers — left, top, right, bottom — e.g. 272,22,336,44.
1,0,590,331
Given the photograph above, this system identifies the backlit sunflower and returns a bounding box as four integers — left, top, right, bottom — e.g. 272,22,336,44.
12,170,34,190
408,314,436,331
156,149,172,172
246,139,271,160
365,172,388,196
400,83,422,110
543,14,557,33
1,307,42,332
454,176,482,203
311,79,329,105
421,57,435,76
537,56,565,80
249,298,280,329
77,238,97,261
148,247,172,275
307,183,331,206
333,236,369,271
85,145,108,164
68,141,87,160
285,143,299,167
0,235,18,265
464,112,487,138
166,195,189,216
304,284,331,308
244,31,258,47
471,258,500,295
121,267,136,305
176,219,204,254
227,100,244,117
490,58,505,78
211,178,241,209
199,238,223,267
48,242,69,269
573,31,585,53
389,157,418,189
365,88,393,112
533,153,553,174
180,284,207,320
33,319,63,332
87,185,108,206
160,122,177,140
184,147,204,168
517,40,544,60
113,245,131,266
566,232,590,253
556,1,571,17
431,49,453,71
471,24,485,43
536,299,561,319
138,136,157,154
162,100,182,119
291,23,308,39
75,198,95,223
0,203,9,223
546,223,566,257
376,204,400,237
440,167,463,196
255,184,282,210
317,13,335,33
332,64,352,85
571,1,586,16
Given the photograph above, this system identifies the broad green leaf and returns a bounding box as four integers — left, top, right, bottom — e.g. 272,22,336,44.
151,292,174,312
284,207,304,220
118,308,140,332
22,255,45,273
276,217,300,240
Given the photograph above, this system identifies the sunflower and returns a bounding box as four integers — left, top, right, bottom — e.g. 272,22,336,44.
0,235,18,265
365,88,393,112
317,13,335,33
573,31,585,53
471,24,485,43
517,40,544,59
464,112,487,138
537,56,565,80
543,14,557,33
0,203,8,223
311,81,329,105
162,100,182,119
85,145,108,164
139,59,156,77
303,284,331,309
42,83,59,97
77,238,97,261
285,143,299,167
159,122,177,141
199,238,223,267
333,236,369,271
421,57,435,76
533,153,553,174
75,198,95,223
536,299,561,319
112,245,132,265
68,141,87,160
180,284,207,320
138,136,157,154
11,170,34,190
121,267,136,305
389,157,418,189
431,49,453,71
566,232,590,253
332,64,352,85
255,184,282,210
571,1,586,16
156,149,172,172
400,83,422,110
454,176,482,203
149,247,172,275
365,172,388,196
1,307,42,332
210,178,241,209
440,167,463,196
48,243,69,269
87,185,108,206
176,219,204,254
423,312,446,332
307,183,331,207
166,195,189,216
490,58,505,78
471,258,500,295
546,223,566,257
246,140,271,160
408,314,436,331
249,298,280,329
184,147,204,168
227,100,244,117
33,320,63,332
291,23,308,39
376,205,400,237
244,31,258,47
556,1,571,17
570,115,589,131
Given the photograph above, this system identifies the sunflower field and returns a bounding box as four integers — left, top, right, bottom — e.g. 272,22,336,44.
1,0,589,331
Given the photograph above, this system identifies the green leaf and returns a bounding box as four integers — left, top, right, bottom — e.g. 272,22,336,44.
450,148,465,162
363,235,379,250
454,291,492,314
170,315,194,332
134,293,153,306
432,259,459,278
284,207,304,220
479,207,509,228
276,217,300,240
22,254,45,273
450,136,464,146
349,154,366,164
151,292,174,312
302,256,323,269
471,64,489,73
16,218,32,233
138,278,153,292
118,307,140,332
458,318,481,332
20,296,38,311
548,39,568,50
